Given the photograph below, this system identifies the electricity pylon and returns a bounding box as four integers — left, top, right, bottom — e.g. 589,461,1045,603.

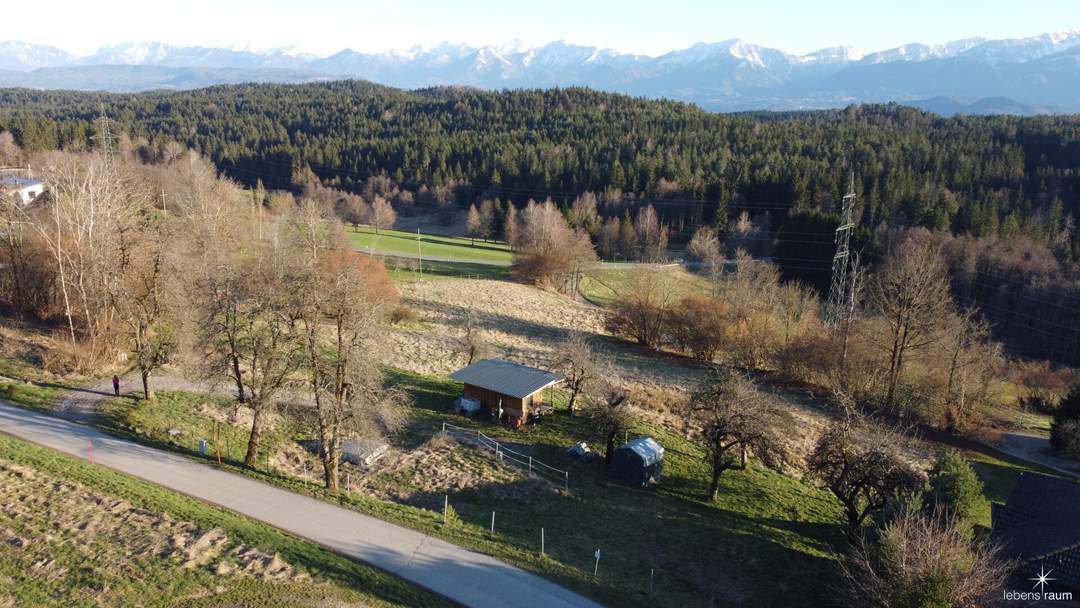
825,173,857,328
90,106,118,160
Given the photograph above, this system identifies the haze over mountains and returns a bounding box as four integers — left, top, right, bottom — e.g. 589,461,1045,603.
1,31,1079,114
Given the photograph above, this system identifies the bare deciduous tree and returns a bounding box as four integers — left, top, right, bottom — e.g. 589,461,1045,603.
686,368,786,500
687,225,724,289
839,508,1013,608
584,369,634,464
301,245,403,488
869,239,954,406
569,192,599,234
604,267,678,348
465,203,482,245
634,204,667,262
478,199,496,242
454,311,494,366
510,199,596,294
502,204,520,249
370,195,396,234
941,309,1000,431
108,216,178,400
807,415,923,535
556,332,598,417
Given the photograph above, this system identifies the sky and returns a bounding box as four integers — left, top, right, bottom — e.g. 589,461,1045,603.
12,0,1080,57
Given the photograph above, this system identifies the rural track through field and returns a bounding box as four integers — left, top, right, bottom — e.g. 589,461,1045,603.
0,399,604,608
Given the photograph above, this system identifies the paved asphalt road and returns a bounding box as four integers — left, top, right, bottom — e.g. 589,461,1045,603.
0,401,602,608
993,430,1080,478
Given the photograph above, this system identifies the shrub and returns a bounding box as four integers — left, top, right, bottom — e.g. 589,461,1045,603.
386,305,419,326
1051,419,1080,458
924,452,985,535
667,294,728,361
1050,385,1080,456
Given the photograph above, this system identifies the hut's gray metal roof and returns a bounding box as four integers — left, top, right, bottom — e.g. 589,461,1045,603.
618,437,664,466
449,359,563,399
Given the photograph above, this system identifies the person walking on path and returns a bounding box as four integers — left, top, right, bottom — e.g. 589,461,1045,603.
112,375,120,397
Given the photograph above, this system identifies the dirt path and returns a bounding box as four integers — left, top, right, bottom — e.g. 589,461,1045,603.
53,373,216,425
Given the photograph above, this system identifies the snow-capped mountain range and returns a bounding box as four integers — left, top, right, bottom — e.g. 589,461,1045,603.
2,31,1079,114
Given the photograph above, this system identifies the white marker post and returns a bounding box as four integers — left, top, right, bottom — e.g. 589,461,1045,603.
541,527,545,556
593,549,601,579
443,494,448,524
490,511,495,536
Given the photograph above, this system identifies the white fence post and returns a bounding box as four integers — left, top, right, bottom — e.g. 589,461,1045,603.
490,511,495,535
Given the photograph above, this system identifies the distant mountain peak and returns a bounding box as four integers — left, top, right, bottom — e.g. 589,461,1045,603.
2,31,1079,113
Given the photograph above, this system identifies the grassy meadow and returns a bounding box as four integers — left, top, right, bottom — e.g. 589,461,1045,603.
348,227,513,264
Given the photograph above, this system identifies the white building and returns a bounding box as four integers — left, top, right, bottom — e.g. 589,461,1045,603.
0,177,45,206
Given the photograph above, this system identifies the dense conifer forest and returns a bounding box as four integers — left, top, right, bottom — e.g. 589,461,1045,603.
1,81,1077,361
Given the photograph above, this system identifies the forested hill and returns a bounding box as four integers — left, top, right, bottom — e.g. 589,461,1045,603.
0,81,1078,254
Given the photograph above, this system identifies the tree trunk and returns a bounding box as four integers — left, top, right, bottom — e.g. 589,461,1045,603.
708,469,722,501
141,368,154,401
231,354,246,403
318,416,339,490
567,391,577,417
244,405,265,467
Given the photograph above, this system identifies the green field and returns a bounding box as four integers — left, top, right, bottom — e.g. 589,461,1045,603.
579,266,714,307
348,227,513,264
0,433,447,608
381,257,511,282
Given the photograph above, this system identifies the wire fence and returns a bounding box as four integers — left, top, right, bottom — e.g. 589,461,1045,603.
440,421,569,491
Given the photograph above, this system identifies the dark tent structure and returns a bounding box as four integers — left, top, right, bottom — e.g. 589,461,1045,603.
610,437,664,487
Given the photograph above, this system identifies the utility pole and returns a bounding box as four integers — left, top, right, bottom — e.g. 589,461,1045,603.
824,173,856,329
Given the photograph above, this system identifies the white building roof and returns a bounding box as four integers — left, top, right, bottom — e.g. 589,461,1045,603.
449,359,563,399
0,177,43,190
